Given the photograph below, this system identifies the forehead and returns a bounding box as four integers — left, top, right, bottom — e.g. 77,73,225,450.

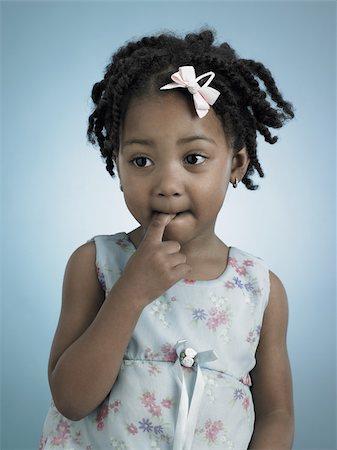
120,92,227,146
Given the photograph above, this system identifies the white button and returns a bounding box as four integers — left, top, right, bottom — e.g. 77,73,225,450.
181,356,194,367
185,347,197,358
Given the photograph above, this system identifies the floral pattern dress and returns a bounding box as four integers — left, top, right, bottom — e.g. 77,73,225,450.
40,232,270,450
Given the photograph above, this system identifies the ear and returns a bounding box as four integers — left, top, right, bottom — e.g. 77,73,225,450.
112,151,121,179
231,146,250,182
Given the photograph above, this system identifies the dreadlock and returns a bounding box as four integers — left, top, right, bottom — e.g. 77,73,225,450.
87,29,294,190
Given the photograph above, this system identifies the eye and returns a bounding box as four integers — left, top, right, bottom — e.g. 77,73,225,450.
130,156,152,168
185,154,207,165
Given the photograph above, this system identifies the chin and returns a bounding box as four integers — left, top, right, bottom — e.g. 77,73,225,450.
163,224,193,244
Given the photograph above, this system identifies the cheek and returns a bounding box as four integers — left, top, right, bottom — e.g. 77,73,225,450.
122,184,150,221
198,171,229,211
203,171,228,196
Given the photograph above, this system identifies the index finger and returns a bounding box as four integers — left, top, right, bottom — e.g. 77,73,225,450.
143,213,176,243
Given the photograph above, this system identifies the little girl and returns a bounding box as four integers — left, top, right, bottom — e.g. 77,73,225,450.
40,29,294,450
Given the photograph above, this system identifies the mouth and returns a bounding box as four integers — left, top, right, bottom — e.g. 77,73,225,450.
152,210,190,222
152,210,188,217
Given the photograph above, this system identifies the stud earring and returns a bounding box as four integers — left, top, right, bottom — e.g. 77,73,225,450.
232,178,239,188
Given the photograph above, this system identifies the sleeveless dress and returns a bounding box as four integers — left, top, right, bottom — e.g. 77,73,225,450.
40,232,270,450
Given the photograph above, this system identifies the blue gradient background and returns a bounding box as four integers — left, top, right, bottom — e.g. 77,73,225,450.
1,1,336,449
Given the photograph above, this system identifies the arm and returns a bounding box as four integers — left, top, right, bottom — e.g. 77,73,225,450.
48,214,191,421
48,241,145,421
248,270,294,450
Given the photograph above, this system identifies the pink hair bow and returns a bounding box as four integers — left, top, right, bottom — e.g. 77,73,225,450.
159,66,220,118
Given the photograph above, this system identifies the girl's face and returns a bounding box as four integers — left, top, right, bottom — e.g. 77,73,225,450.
115,92,244,246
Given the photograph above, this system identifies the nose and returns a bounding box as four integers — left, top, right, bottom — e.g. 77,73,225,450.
154,165,183,197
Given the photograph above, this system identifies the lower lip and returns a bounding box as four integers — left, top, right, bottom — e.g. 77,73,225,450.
170,211,189,221
152,211,189,219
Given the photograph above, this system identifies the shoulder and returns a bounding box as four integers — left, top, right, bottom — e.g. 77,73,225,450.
70,239,96,260
87,232,133,256
63,240,104,302
65,240,97,278
269,270,287,297
232,246,269,273
267,269,289,317
67,233,131,288
231,247,271,304
260,270,289,344
233,247,287,305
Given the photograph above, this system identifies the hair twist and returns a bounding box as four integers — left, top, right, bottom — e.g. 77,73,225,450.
87,29,295,189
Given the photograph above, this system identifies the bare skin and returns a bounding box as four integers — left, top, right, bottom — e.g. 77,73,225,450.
114,92,248,276
248,271,294,449
48,92,294,448
48,213,191,420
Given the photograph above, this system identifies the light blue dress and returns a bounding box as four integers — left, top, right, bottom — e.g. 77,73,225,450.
40,232,270,450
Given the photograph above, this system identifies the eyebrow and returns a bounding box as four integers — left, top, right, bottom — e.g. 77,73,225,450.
122,135,216,148
122,138,154,148
177,135,216,145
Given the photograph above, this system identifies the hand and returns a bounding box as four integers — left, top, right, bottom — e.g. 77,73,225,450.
118,213,192,305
